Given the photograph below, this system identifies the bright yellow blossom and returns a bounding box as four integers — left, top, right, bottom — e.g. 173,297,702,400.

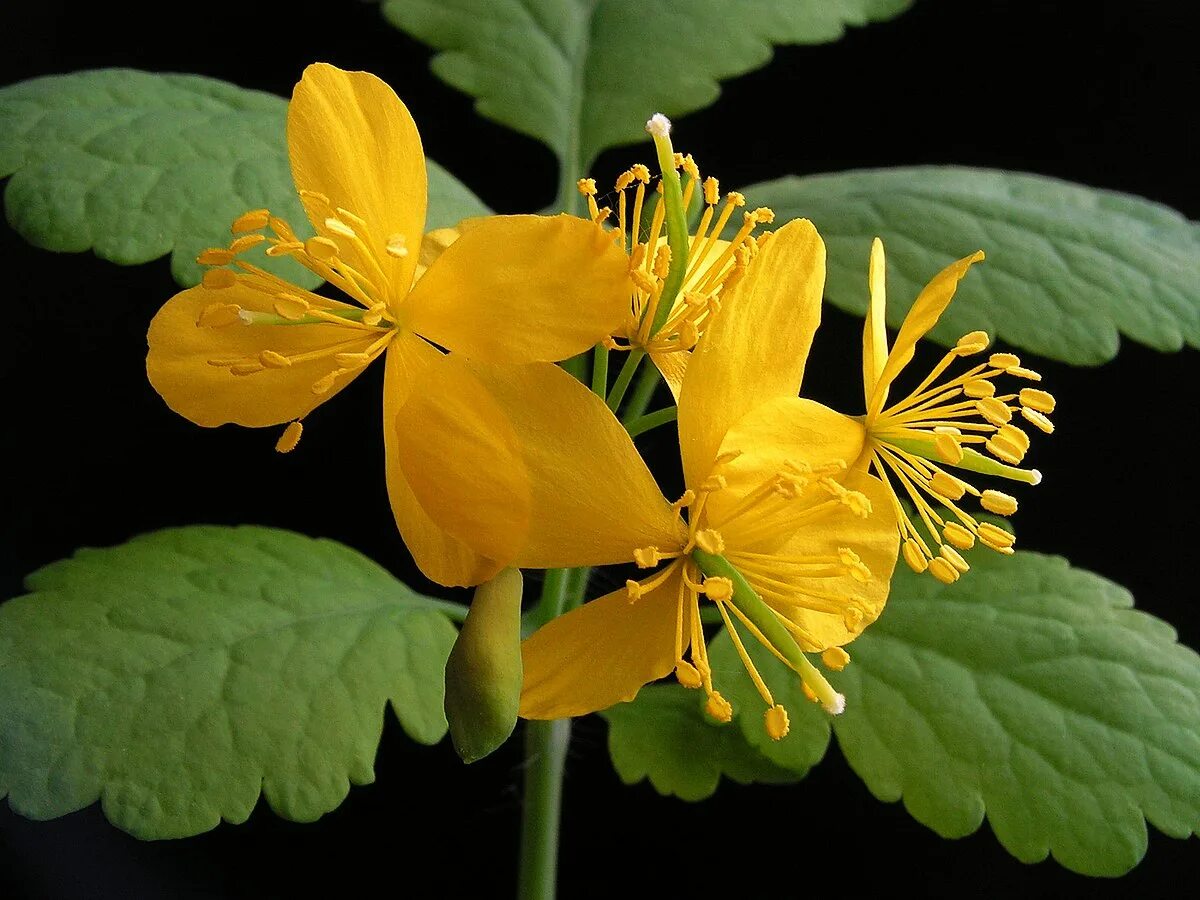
146,64,631,587
830,239,1054,584
393,220,900,737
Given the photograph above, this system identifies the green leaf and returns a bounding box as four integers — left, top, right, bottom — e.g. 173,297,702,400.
831,551,1200,876
381,0,913,177
0,69,490,288
739,167,1200,365
0,525,461,839
602,683,798,800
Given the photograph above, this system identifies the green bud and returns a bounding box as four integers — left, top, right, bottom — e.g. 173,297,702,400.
444,568,524,763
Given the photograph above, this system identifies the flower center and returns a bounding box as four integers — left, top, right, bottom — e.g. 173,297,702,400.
865,330,1054,582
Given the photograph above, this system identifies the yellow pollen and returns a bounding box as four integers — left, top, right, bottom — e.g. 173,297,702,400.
1022,408,1055,433
750,207,775,225
821,647,851,671
726,191,746,207
674,660,703,689
940,544,971,574
197,302,242,327
202,268,238,290
977,396,1013,426
258,350,292,369
274,421,303,454
964,379,996,398
1020,388,1056,413
928,556,960,585
955,330,990,355
305,236,339,261
633,546,663,568
273,294,310,319
981,489,1019,515
231,209,270,233
631,163,650,182
942,522,975,550
576,178,597,196
764,704,790,741
197,248,235,266
934,431,964,464
978,522,1016,550
989,352,1021,369
706,692,734,723
930,470,967,501
695,529,725,555
229,234,265,254
902,538,929,573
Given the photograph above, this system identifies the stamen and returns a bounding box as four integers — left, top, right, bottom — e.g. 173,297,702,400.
385,234,409,258
202,268,238,290
197,302,242,327
928,556,960,584
764,705,790,741
955,331,990,355
1021,408,1055,433
902,537,929,573
197,248,234,266
1020,388,1056,413
705,692,733,722
231,209,270,233
259,350,292,369
942,522,975,550
275,421,303,454
821,647,850,671
978,522,1015,550
940,545,971,574
981,490,1018,515
675,659,703,689
989,352,1021,369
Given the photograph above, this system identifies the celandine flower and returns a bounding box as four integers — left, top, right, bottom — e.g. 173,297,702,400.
146,64,631,586
393,221,900,738
833,239,1054,584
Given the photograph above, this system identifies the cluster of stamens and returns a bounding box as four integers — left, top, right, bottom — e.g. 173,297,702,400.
192,197,408,452
624,452,877,739
867,330,1055,583
577,153,773,358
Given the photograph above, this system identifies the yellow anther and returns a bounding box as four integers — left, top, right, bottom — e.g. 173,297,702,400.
259,350,292,369
633,546,662,568
764,704,790,741
838,547,871,582
625,579,644,602
726,191,746,207
334,352,373,368
989,352,1021,369
324,217,357,239
681,154,700,179
267,216,295,239
653,245,672,278
964,379,996,398
928,556,960,585
980,490,1018,516
702,576,734,602
978,522,1015,550
703,176,720,205
202,268,238,290
297,189,330,205
305,236,339,262
362,303,387,327
231,209,270,233
385,234,410,258
273,294,310,320
930,470,966,501
229,362,262,376
714,449,743,466
274,421,303,454
576,178,597,196
822,647,851,671
801,683,819,704
592,206,612,225
902,538,929,573
843,606,865,630
197,247,234,266
311,371,339,395
229,233,266,254
675,660,702,689
614,170,635,191
265,241,303,258
671,489,696,511
999,423,1031,452
751,207,775,225
1019,388,1056,413
772,473,803,500
940,544,971,574
1008,366,1042,381
976,396,1012,426
705,692,733,723
631,163,651,182
934,431,964,465
985,435,1024,465
842,489,872,518
672,151,684,169
630,269,657,293
955,330,990,355
196,302,242,327
942,522,975,550
676,320,700,349
1022,407,1055,434
701,473,727,493
695,529,726,555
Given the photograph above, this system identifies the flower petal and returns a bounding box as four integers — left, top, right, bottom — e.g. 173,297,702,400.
288,64,426,304
405,215,630,363
520,567,684,719
677,219,826,492
869,249,986,419
146,283,373,428
394,356,685,569
649,348,689,402
728,471,899,652
863,237,889,412
382,335,502,587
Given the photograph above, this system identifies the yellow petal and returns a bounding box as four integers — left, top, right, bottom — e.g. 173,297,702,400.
520,567,683,719
405,215,630,363
869,249,985,418
677,219,826,492
382,335,503,587
731,471,899,651
394,356,685,569
649,348,689,402
146,283,372,427
288,64,425,305
862,237,889,411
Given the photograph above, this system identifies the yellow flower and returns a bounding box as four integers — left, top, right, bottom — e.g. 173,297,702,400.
146,63,632,587
841,238,1054,584
393,220,900,738
577,150,774,399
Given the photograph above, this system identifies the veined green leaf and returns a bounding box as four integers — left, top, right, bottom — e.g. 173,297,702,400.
0,526,461,839
381,0,913,179
739,167,1200,365
0,69,490,288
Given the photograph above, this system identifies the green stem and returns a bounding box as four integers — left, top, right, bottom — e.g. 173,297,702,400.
625,406,677,439
590,344,609,395
620,361,663,425
518,718,571,900
560,351,589,384
606,350,645,412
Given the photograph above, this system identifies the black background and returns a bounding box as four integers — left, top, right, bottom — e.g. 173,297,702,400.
2,1,1198,896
